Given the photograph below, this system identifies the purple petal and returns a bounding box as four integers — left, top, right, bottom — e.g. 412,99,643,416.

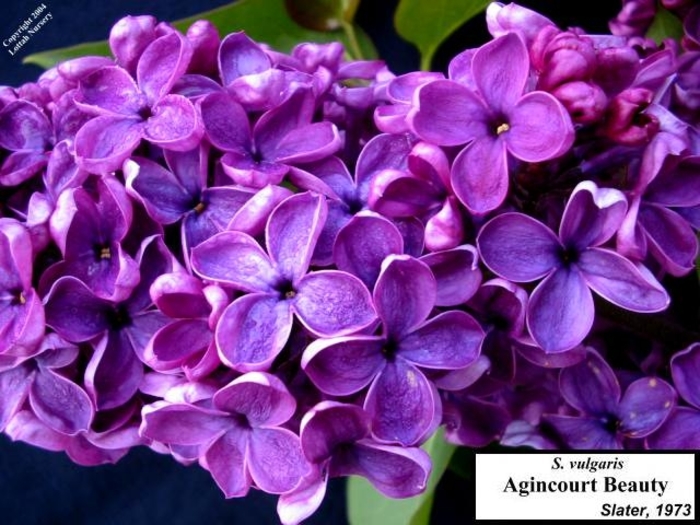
203,429,251,498
0,100,52,150
215,293,292,372
144,95,202,151
85,330,144,410
273,122,341,164
451,137,509,214
543,414,621,449
219,32,270,85
141,402,230,446
76,67,142,116
277,468,328,525
409,80,488,146
578,248,670,312
506,91,574,162
213,372,296,427
124,156,194,224
43,277,111,342
146,319,212,369
200,91,251,153
226,184,292,238
333,212,404,289
477,213,561,282
424,197,465,252
640,203,698,277
0,365,32,431
137,32,192,102
29,369,94,435
254,89,314,158
559,348,621,415
267,192,327,281
337,441,430,498
399,311,484,369
294,270,377,337
365,359,440,446
302,336,385,396
671,343,700,409
420,245,482,306
300,401,370,463
373,255,436,338
527,268,594,353
149,272,210,318
443,396,510,447
472,33,528,112
618,377,676,438
74,115,143,174
248,427,310,493
355,133,414,193
559,181,628,250
191,231,276,292
0,151,48,187
646,407,700,449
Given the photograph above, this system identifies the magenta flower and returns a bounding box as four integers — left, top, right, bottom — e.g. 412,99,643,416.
0,100,53,187
73,32,203,173
0,334,93,435
44,235,174,409
543,348,676,449
0,218,44,357
141,372,311,497
302,255,484,445
409,33,574,213
191,191,376,372
478,181,669,353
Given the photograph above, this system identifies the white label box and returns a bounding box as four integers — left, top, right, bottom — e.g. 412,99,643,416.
475,453,695,520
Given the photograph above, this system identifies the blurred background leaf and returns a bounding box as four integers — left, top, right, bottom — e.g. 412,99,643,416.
24,0,375,69
394,0,491,70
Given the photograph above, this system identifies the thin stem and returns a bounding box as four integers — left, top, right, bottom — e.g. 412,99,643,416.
341,21,364,60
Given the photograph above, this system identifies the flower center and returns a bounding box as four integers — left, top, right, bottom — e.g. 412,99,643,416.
381,338,399,362
138,105,153,120
496,122,510,135
11,289,26,306
559,246,579,266
106,304,132,330
277,280,297,300
193,202,206,214
94,243,112,260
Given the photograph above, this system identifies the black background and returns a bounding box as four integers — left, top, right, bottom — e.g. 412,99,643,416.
0,1,618,524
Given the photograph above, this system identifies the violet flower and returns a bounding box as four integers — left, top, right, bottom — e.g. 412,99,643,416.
44,235,174,409
478,180,669,353
140,372,311,497
200,88,340,188
302,255,484,445
543,348,676,449
191,191,376,372
0,333,93,435
0,218,44,357
409,33,574,213
73,31,203,173
299,401,430,497
0,100,53,187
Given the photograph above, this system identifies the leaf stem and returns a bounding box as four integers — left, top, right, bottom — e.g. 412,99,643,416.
342,21,364,60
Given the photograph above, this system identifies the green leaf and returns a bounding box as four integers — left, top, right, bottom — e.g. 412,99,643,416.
646,5,684,44
347,428,457,525
394,0,491,70
24,0,374,69
284,0,361,31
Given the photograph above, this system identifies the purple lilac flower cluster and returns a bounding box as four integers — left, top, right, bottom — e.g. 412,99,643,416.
1,1,699,522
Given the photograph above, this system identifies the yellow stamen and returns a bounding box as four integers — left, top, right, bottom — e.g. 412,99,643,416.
100,247,111,259
496,123,510,135
194,202,206,214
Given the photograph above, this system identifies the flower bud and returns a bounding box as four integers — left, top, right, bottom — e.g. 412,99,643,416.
552,81,608,124
186,20,220,76
601,88,659,145
109,15,159,74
